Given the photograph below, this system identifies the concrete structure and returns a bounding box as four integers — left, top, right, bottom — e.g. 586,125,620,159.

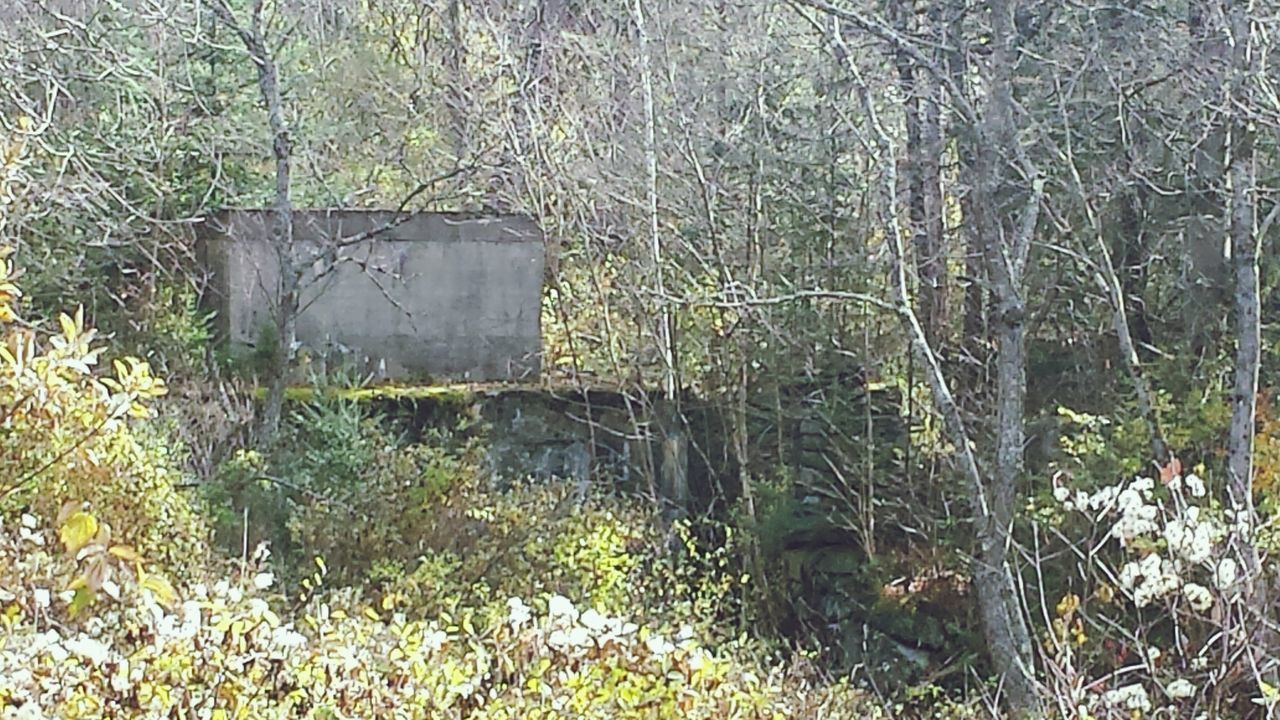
199,209,544,381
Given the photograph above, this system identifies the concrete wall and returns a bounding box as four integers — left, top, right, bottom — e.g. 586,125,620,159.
200,209,544,381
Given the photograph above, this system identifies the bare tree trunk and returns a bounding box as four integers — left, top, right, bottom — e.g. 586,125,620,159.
631,0,675,402
893,2,947,345
1226,0,1258,518
205,0,294,443
445,0,468,163
920,67,947,344
1224,1,1268,635
1184,0,1231,361
968,0,1041,709
809,4,1042,710
942,1,987,402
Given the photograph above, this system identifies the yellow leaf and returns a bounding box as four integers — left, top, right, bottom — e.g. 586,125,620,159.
58,312,76,340
141,574,178,609
60,511,99,554
1094,583,1115,604
108,545,141,562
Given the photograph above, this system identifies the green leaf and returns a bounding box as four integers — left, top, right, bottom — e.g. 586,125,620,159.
67,586,95,617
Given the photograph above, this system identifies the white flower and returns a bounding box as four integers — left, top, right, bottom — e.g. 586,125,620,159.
20,514,37,530
7,703,45,720
1166,678,1197,699
1111,489,1160,545
1053,486,1071,504
18,526,44,547
645,635,675,656
506,597,532,629
32,588,49,609
1183,583,1214,613
270,626,308,651
252,572,275,590
580,608,609,633
1103,683,1152,712
687,648,708,672
63,636,111,665
1119,553,1180,607
109,659,131,693
421,627,447,651
547,594,579,623
1089,485,1121,511
1185,473,1206,498
1214,558,1238,591
1164,516,1216,565
179,601,203,639
547,626,591,650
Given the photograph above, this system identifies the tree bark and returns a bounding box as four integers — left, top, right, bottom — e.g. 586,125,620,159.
893,2,948,346
810,4,1043,711
967,0,1041,709
205,0,294,444
1225,0,1258,519
1223,2,1268,635
942,1,987,405
631,0,676,402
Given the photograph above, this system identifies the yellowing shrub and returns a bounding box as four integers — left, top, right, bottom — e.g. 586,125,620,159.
0,258,207,572
0,517,871,719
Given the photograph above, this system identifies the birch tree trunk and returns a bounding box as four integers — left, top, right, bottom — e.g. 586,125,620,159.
631,0,676,402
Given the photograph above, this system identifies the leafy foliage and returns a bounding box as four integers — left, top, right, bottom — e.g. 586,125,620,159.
0,517,870,719
0,248,869,717
0,263,206,576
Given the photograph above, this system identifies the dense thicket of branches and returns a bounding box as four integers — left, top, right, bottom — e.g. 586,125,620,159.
4,0,1280,714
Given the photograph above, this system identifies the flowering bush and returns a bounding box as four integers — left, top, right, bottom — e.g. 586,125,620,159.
0,515,870,719
1044,460,1274,718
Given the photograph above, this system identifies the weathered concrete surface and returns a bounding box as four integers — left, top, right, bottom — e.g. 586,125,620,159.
200,210,544,381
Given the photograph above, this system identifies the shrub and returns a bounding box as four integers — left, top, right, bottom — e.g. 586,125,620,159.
0,263,207,573
1042,459,1276,718
0,515,872,719
0,261,866,718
